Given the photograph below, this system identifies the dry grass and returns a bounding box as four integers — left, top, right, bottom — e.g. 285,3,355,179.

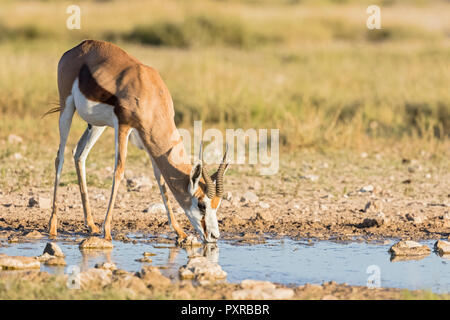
0,0,449,190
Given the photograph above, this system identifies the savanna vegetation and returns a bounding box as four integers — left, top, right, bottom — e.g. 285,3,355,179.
0,0,449,190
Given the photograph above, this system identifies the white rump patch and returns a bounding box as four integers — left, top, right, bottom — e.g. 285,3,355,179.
72,78,117,127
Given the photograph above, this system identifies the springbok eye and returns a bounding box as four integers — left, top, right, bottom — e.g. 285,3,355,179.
198,201,206,213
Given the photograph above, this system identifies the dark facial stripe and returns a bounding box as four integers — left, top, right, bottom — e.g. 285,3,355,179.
201,217,207,235
78,64,119,107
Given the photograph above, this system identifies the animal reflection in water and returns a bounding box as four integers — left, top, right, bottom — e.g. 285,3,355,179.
79,243,220,275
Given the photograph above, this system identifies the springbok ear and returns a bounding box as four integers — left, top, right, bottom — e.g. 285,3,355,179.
189,161,202,195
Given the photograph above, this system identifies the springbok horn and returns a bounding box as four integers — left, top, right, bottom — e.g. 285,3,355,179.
215,144,228,198
200,142,215,199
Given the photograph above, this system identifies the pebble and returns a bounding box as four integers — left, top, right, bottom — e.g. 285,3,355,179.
176,235,202,248
302,174,319,182
144,203,166,214
224,191,233,201
255,211,273,221
405,213,425,224
434,240,450,255
259,201,270,209
389,240,430,257
135,257,153,263
143,252,156,257
126,176,153,191
359,185,374,193
44,257,67,266
95,262,117,270
28,197,51,209
79,237,114,250
43,242,65,257
240,191,259,203
24,230,44,239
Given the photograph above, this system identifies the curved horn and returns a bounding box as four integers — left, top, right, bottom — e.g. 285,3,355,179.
215,144,228,198
200,142,215,199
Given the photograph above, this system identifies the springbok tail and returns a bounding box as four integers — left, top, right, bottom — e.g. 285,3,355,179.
41,107,62,118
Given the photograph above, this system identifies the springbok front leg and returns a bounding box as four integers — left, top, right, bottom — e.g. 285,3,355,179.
49,96,76,236
102,122,131,240
151,158,187,240
73,125,106,234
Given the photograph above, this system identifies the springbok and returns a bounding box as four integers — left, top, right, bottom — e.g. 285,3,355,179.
47,40,229,242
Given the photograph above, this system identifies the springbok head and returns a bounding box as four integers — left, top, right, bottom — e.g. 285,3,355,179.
187,145,229,243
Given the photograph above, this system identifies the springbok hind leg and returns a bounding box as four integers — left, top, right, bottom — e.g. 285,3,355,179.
48,96,75,236
73,125,106,234
102,123,131,241
151,158,187,240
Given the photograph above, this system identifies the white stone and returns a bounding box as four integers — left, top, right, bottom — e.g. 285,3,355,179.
241,191,259,203
302,174,318,182
145,203,166,214
225,191,233,201
179,255,227,283
259,201,270,209
360,185,374,192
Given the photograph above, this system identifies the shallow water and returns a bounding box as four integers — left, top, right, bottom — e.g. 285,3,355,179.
1,236,448,293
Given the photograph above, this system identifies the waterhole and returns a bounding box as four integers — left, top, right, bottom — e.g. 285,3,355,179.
0,235,448,293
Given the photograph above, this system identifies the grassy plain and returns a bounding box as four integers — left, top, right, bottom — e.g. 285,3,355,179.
0,1,449,184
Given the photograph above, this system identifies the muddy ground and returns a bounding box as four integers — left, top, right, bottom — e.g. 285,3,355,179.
0,152,448,242
0,151,449,299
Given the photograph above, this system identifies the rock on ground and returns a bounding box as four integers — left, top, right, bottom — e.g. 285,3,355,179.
107,273,150,297
406,213,426,224
79,237,114,250
78,268,113,289
43,242,65,257
137,266,171,288
176,235,202,248
23,230,44,239
434,240,450,255
359,185,374,192
389,240,430,257
241,191,259,203
44,257,66,266
0,255,40,270
179,255,227,285
135,257,152,263
145,203,166,214
95,262,117,270
28,197,51,209
126,176,153,191
232,279,294,300
35,253,53,262
259,201,270,209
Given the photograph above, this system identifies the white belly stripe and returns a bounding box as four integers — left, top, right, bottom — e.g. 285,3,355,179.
72,78,117,127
